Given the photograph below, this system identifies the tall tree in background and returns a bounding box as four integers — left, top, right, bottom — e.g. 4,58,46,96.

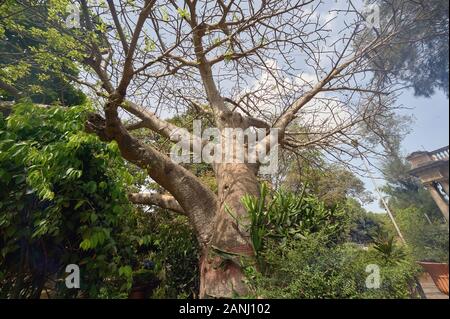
366,0,449,97
0,1,85,105
0,0,444,297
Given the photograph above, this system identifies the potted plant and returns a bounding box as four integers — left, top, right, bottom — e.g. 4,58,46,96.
128,269,160,299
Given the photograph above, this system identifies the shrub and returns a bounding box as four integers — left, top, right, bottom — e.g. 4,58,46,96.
248,233,420,299
389,207,449,263
241,184,350,265
0,103,138,298
242,186,420,299
139,211,200,299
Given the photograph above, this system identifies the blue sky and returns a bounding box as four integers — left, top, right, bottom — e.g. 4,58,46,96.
400,91,449,153
363,89,449,213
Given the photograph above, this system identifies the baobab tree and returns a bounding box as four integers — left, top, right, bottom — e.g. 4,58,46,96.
1,0,428,297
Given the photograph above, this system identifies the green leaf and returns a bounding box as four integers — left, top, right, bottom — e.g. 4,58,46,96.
176,8,190,19
119,265,132,278
85,181,97,194
75,199,86,210
161,7,169,22
90,213,98,223
80,238,91,250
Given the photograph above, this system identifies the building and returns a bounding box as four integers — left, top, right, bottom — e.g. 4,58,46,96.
407,146,449,222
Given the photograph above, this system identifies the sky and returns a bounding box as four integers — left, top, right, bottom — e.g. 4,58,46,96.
400,91,449,154
363,89,449,213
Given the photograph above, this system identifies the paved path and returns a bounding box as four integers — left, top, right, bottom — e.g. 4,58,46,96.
419,273,449,299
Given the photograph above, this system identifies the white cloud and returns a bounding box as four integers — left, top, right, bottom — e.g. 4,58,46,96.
235,60,353,132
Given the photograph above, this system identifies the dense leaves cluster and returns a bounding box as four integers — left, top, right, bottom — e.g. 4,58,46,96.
141,212,200,299
0,103,137,298
242,184,350,263
249,235,419,299
0,1,85,105
242,186,419,299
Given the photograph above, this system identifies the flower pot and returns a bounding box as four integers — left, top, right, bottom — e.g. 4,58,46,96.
128,278,161,299
418,262,449,295
128,286,147,299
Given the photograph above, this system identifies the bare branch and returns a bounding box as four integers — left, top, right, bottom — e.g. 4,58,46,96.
106,0,129,55
128,192,185,215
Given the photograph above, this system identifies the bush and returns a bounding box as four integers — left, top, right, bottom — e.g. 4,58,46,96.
242,187,420,299
0,103,201,299
249,233,420,299
241,184,350,265
138,211,200,299
390,207,449,263
0,103,138,298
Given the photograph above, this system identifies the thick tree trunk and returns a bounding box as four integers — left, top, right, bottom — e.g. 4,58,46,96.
199,163,259,298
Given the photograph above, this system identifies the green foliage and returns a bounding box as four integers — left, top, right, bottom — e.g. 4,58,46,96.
381,154,449,263
280,150,373,206
0,102,137,298
390,207,449,263
0,1,86,105
176,8,190,19
372,233,407,264
363,0,449,97
243,188,420,299
242,184,350,263
249,232,419,299
138,211,200,299
0,103,205,299
347,198,384,245
381,155,441,217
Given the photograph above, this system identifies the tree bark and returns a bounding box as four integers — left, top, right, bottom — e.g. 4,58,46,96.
85,112,217,247
199,162,259,298
128,192,185,215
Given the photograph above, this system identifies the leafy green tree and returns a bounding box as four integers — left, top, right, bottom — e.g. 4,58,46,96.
346,198,384,245
0,103,137,298
0,1,85,105
364,0,449,97
280,151,373,207
382,155,442,218
391,207,449,263
277,152,384,246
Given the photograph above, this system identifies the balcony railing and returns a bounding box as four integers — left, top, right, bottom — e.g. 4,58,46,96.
430,146,449,161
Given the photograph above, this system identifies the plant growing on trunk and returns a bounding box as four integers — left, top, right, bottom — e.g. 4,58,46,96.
0,0,435,298
242,183,349,267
